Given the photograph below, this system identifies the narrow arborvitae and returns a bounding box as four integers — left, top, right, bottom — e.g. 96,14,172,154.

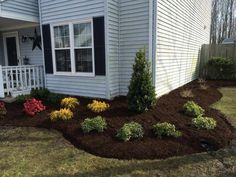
127,48,156,113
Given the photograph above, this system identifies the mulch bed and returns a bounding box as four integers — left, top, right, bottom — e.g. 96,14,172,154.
0,80,235,160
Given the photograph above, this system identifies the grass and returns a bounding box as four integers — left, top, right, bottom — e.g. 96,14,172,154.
212,87,236,127
1,87,236,176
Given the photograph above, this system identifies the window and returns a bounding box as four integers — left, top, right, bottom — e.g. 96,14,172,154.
74,22,93,73
52,20,94,76
53,25,71,72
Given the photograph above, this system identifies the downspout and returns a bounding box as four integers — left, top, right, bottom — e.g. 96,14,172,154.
104,0,111,100
149,0,156,88
38,0,46,88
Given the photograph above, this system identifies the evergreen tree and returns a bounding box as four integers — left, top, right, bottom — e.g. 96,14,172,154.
127,49,156,113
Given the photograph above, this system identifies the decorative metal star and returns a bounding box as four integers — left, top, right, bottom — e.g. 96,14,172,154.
29,28,42,51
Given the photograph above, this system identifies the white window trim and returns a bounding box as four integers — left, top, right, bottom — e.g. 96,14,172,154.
50,19,95,77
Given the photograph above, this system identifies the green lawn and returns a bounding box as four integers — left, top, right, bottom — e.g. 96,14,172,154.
1,87,236,177
212,87,236,128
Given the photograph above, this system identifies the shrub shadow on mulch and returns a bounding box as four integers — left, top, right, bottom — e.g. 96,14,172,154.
0,80,235,160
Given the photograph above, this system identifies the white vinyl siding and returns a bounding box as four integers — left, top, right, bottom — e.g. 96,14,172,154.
45,75,107,98
155,0,211,96
18,27,43,66
106,0,120,98
40,0,104,24
0,0,39,22
40,0,107,98
118,0,150,95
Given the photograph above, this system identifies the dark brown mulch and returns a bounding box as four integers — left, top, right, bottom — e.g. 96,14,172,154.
0,80,235,160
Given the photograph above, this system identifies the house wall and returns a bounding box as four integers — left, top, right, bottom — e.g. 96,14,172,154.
39,0,107,99
0,26,43,66
154,0,212,96
118,0,150,95
18,27,43,66
0,33,4,66
0,0,39,22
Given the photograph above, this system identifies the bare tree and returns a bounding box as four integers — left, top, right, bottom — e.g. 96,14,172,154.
210,0,236,44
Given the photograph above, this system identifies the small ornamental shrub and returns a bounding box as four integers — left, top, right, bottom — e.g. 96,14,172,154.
192,116,217,130
30,88,50,100
180,89,194,98
207,57,236,79
127,49,156,113
152,122,182,138
81,116,107,133
50,108,73,121
87,100,110,113
116,122,144,142
61,97,79,110
23,99,46,116
199,84,209,90
0,102,7,118
183,101,205,117
47,93,66,104
198,78,206,84
16,94,32,103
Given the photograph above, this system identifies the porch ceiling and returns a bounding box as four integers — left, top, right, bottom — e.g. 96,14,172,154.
0,17,38,32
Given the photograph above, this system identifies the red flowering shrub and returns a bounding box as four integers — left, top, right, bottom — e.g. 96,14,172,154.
23,99,46,116
0,102,7,118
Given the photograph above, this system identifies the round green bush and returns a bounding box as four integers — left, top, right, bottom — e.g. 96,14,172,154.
192,116,217,130
183,101,205,117
81,116,107,133
152,122,182,138
116,122,144,142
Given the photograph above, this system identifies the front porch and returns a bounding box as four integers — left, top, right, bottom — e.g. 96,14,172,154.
0,65,44,98
0,17,44,98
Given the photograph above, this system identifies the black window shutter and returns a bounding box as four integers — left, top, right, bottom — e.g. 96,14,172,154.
42,24,53,74
93,16,106,76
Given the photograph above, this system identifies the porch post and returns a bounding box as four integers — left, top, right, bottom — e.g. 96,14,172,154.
0,65,5,98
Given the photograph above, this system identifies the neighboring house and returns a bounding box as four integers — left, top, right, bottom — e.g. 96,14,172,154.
0,0,212,99
222,35,236,44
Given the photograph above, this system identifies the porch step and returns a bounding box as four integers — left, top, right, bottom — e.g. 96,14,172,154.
0,96,16,103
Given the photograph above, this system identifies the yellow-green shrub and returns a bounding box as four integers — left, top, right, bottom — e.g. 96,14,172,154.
61,97,79,110
192,116,217,130
50,108,73,121
87,100,110,113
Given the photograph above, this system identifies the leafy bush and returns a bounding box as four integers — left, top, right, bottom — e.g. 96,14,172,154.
183,101,205,117
116,122,144,142
199,84,209,90
0,102,7,118
16,94,32,103
81,116,107,133
152,122,182,138
207,57,236,79
61,97,79,110
47,93,66,104
50,108,73,121
127,49,156,113
30,88,50,100
87,100,110,113
180,89,194,98
23,99,46,116
192,116,217,130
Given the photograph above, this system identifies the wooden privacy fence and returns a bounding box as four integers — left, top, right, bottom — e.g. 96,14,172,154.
199,42,236,78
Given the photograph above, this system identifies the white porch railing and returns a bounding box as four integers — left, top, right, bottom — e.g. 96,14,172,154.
0,65,44,97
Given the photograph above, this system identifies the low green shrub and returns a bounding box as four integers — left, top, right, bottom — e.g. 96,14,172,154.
81,116,107,133
152,122,182,138
16,94,32,103
116,122,144,142
30,88,50,100
207,57,236,79
183,101,205,117
46,93,66,104
192,116,217,130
